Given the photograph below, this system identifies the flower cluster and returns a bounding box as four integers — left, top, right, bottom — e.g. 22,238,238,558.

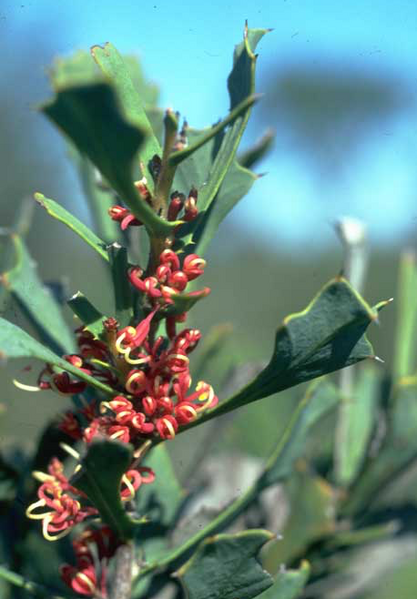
23,176,217,595
60,525,120,597
128,249,209,310
108,180,200,231
55,319,217,444
26,458,98,541
26,457,153,541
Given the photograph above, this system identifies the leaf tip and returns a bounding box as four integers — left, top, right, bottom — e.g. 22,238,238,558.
33,192,45,204
90,43,108,56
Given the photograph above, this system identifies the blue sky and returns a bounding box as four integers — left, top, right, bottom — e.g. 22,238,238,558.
2,0,417,250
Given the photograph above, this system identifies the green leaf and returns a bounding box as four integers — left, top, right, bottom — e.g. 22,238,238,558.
0,235,75,355
0,317,113,395
175,27,268,250
263,471,336,570
185,278,385,427
257,560,310,599
34,193,109,261
176,530,274,599
134,380,335,584
0,199,36,318
393,250,417,381
136,445,184,530
91,43,162,192
334,364,380,487
49,49,100,88
238,130,275,170
192,160,258,256
168,94,259,168
259,379,339,488
108,244,134,327
199,27,267,204
42,82,175,237
134,445,185,566
342,376,417,516
228,27,269,107
67,291,106,338
48,50,125,243
71,439,136,540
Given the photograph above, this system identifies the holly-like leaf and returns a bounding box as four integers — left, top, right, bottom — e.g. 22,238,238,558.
0,317,113,395
185,278,386,427
257,560,310,599
49,50,121,244
41,82,175,237
34,193,109,261
0,234,75,355
198,26,267,209
176,530,274,599
71,439,137,540
334,364,380,487
175,26,268,251
91,43,162,192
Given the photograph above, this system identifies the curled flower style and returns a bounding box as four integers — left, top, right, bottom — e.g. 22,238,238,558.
26,458,97,541
60,525,120,597
27,456,154,540
128,249,209,307
56,319,218,445
108,205,142,230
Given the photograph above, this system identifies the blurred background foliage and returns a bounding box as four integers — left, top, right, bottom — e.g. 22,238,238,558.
1,1,417,597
